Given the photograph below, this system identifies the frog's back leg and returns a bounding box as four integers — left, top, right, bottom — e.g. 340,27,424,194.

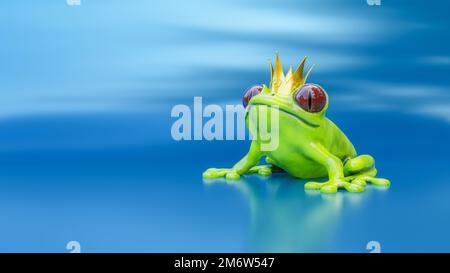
343,154,375,176
343,155,390,186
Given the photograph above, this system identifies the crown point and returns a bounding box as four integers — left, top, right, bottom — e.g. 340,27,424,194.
304,64,315,82
268,53,313,95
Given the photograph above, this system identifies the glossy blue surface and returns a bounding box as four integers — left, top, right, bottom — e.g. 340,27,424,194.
0,0,449,252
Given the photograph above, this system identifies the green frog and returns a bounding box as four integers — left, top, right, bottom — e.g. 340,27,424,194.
203,54,390,194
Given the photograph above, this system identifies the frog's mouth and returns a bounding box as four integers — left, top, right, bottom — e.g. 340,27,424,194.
246,103,320,128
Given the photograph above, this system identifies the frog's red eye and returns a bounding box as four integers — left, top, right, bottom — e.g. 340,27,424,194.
294,84,327,113
242,85,263,108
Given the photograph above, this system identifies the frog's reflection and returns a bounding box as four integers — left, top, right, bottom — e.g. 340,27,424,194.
204,174,366,252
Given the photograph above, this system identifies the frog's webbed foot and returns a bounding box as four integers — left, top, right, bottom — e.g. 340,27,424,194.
344,166,390,187
305,170,390,194
305,178,364,194
203,164,274,180
343,155,391,187
202,168,240,180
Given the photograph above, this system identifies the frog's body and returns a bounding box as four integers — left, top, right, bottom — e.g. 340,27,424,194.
203,54,390,194
261,116,355,179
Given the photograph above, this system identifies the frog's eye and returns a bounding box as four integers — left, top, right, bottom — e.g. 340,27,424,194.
294,84,327,113
242,85,263,108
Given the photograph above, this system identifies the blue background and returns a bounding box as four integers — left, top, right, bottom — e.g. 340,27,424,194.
0,0,449,252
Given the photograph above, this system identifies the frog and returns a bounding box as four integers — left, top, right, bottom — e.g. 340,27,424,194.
202,54,390,194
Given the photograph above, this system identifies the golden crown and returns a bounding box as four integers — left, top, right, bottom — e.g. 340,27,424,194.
269,53,315,95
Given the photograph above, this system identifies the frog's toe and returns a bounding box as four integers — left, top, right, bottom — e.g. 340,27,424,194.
225,170,240,180
344,183,365,193
367,177,390,187
248,165,273,176
321,184,338,194
202,168,227,179
351,178,367,187
257,166,272,176
306,179,363,194
304,181,325,190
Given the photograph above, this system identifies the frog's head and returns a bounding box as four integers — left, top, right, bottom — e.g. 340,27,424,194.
243,54,328,128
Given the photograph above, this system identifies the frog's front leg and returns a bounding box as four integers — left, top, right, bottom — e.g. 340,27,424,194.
304,143,364,194
202,141,264,180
